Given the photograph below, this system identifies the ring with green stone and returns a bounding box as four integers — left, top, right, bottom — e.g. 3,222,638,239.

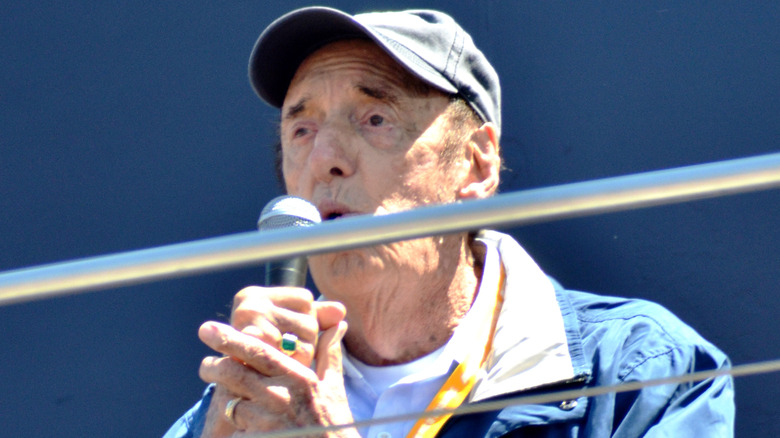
281,333,298,355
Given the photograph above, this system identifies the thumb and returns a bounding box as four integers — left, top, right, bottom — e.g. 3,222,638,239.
313,300,347,330
313,321,357,432
315,320,348,381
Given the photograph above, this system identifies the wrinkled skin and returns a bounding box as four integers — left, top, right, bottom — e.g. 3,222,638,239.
198,39,500,437
198,290,351,437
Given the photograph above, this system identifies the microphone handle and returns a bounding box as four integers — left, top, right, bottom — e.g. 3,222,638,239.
265,257,308,287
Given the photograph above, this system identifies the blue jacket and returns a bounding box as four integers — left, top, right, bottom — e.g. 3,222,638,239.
164,231,734,437
436,285,734,437
438,231,733,437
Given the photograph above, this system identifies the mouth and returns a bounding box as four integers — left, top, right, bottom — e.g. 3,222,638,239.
324,211,345,221
317,200,359,222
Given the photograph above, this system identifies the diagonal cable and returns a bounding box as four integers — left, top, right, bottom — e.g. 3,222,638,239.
2,152,780,306
248,358,780,438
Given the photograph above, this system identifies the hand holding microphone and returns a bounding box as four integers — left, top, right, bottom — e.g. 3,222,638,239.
196,197,350,435
229,196,346,367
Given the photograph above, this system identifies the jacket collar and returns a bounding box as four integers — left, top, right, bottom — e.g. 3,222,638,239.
470,231,591,402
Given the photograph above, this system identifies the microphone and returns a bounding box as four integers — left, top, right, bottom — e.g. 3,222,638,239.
257,196,321,287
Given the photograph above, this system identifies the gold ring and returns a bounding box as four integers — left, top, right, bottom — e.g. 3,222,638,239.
281,332,298,355
224,396,242,427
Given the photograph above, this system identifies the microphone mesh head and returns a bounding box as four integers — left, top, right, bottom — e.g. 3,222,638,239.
257,196,321,231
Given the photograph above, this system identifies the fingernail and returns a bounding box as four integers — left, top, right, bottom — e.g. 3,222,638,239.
337,321,348,341
198,321,220,341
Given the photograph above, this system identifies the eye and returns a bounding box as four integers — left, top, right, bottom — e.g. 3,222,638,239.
293,127,310,138
368,114,384,126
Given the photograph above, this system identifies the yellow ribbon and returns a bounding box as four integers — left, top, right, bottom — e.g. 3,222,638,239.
406,264,506,437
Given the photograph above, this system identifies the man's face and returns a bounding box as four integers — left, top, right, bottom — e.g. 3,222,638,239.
280,39,466,218
279,39,472,293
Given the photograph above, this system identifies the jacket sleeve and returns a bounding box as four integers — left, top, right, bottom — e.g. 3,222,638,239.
162,385,214,438
612,344,734,438
573,292,736,438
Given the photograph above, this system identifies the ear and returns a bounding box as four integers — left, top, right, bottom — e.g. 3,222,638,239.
458,123,500,199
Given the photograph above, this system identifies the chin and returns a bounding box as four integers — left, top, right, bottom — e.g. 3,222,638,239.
309,249,381,294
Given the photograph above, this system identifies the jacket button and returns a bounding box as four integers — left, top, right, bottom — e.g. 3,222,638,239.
559,399,578,411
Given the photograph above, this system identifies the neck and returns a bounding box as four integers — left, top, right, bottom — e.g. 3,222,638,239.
340,234,483,366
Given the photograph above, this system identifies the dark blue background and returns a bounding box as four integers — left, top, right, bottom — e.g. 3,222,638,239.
1,1,778,436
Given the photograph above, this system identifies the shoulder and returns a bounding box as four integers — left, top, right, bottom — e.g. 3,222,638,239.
563,287,689,335
553,287,734,435
557,286,730,381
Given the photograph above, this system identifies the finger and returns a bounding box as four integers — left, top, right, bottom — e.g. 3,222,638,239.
239,312,319,367
266,287,315,312
200,357,327,434
312,321,355,431
313,300,347,330
239,317,282,343
224,398,300,434
232,286,314,325
209,387,285,434
239,314,317,364
315,320,348,381
200,357,294,415
199,356,264,399
199,321,308,377
231,287,319,361
265,306,320,345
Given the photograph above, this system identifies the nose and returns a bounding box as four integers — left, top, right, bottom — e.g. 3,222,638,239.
308,121,355,182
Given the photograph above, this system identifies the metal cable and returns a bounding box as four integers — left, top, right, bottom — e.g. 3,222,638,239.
2,152,780,306
249,358,780,438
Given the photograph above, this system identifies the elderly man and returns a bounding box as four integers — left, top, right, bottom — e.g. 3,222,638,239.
166,7,734,438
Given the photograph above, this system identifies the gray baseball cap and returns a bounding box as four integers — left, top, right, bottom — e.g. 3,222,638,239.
248,7,501,137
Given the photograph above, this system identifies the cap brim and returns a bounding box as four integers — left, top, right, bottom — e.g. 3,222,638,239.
248,7,457,108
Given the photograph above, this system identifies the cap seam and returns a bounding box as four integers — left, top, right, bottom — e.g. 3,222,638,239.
378,35,458,92
444,28,465,86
